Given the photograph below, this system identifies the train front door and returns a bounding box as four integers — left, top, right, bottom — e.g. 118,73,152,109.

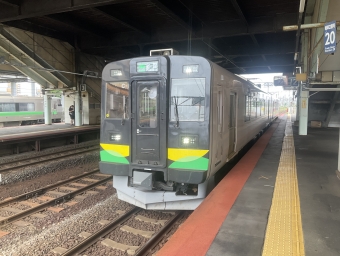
131,80,166,167
228,93,236,158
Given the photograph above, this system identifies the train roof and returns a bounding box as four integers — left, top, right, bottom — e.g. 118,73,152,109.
235,75,268,94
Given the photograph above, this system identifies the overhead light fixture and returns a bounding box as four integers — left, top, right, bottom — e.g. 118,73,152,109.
299,0,306,13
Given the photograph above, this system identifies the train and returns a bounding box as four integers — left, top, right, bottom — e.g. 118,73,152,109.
0,96,63,127
99,55,279,210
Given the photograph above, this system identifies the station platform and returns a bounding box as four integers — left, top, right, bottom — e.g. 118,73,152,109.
157,116,340,256
0,124,100,156
0,123,99,142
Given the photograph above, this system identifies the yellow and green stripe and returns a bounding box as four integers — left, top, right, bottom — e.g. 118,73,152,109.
100,144,210,171
168,148,209,170
100,143,130,164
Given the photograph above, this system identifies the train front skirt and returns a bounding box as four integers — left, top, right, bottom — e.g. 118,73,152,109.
113,176,208,210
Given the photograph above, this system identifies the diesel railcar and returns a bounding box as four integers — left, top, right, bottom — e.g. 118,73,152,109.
0,96,63,127
100,55,278,210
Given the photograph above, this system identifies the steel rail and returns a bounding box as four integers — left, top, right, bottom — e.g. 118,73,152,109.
135,211,184,256
0,148,98,174
0,176,112,227
61,207,140,256
62,209,184,256
0,168,102,208
0,145,98,167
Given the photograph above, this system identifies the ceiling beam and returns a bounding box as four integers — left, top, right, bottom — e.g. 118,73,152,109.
0,0,135,22
221,57,294,69
229,0,263,55
149,0,191,32
0,51,53,87
0,78,28,83
0,25,72,87
0,0,19,8
227,65,294,74
91,8,150,36
43,16,105,39
80,13,296,49
2,20,73,44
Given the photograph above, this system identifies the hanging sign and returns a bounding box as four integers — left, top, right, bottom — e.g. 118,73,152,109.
324,21,336,54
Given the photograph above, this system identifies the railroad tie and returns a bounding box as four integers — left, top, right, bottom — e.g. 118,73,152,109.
135,215,167,226
101,238,139,255
120,225,155,238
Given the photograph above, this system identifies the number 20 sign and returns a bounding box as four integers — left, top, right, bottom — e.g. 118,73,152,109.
324,21,337,54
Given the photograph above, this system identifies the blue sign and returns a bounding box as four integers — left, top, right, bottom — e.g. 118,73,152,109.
324,21,337,54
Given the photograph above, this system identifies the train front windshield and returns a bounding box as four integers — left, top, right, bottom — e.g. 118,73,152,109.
170,78,205,122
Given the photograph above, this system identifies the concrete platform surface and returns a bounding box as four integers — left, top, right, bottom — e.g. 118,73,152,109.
0,123,99,138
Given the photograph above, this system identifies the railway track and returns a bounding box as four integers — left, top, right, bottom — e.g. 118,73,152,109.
0,169,111,227
0,146,99,174
60,208,184,256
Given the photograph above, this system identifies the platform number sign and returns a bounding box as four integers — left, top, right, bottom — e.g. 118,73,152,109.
324,21,337,54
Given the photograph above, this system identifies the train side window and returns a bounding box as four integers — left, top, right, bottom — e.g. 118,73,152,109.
256,99,261,117
95,103,101,109
89,103,95,109
19,103,27,111
27,103,34,111
105,81,129,119
170,78,205,122
251,98,257,119
217,91,223,132
0,103,15,112
244,95,251,121
18,103,34,111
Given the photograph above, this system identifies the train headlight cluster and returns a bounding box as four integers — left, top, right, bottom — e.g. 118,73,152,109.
181,135,198,147
110,133,121,141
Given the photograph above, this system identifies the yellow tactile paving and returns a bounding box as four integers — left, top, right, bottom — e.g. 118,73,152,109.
262,117,305,256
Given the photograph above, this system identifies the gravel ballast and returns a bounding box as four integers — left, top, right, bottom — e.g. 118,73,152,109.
0,193,130,256
0,151,99,185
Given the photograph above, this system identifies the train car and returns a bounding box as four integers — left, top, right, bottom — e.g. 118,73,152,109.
0,96,63,127
100,55,278,210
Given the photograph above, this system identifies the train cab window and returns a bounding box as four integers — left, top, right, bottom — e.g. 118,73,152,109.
0,103,15,112
170,78,205,122
138,84,158,128
105,81,129,119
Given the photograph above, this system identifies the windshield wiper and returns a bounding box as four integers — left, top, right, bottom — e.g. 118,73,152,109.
173,96,179,127
121,96,128,125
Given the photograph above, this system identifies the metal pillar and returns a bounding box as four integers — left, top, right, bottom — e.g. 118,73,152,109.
299,86,309,135
310,0,329,74
44,94,52,125
75,92,82,126
31,82,35,97
296,89,300,121
337,128,340,179
11,82,16,96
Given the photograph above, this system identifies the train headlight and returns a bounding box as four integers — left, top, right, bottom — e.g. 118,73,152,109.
182,137,190,144
181,135,198,147
110,133,121,141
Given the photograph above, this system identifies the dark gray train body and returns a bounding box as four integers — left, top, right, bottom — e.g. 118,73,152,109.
100,56,278,210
